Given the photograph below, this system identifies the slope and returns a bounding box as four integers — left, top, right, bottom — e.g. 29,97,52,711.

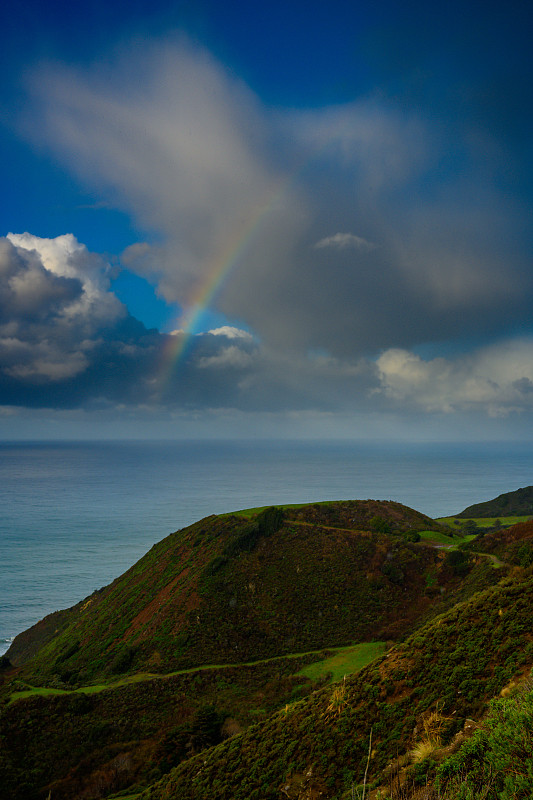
140,563,533,800
7,501,455,684
457,485,533,518
0,499,497,800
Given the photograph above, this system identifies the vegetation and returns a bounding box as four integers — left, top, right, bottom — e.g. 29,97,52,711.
1,496,533,799
297,642,388,683
435,679,533,799
6,502,465,684
138,564,533,800
456,485,533,518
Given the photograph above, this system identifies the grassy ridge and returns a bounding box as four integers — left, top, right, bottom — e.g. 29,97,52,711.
455,485,533,518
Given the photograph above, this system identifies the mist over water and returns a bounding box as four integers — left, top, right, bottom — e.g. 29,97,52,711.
2,439,533,654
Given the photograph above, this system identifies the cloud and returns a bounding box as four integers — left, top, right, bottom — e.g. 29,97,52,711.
7,232,124,326
0,233,375,414
3,232,533,424
0,234,157,400
314,233,376,251
197,345,254,370
376,340,533,416
207,326,254,341
24,36,533,366
28,39,306,310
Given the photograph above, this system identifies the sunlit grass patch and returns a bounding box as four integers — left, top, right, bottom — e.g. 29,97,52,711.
297,642,387,683
418,530,456,545
228,500,335,518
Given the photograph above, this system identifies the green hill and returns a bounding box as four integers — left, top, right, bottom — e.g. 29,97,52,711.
6,501,453,683
457,485,533,518
1,499,532,800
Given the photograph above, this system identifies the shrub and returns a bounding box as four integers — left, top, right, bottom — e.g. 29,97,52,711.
436,679,533,799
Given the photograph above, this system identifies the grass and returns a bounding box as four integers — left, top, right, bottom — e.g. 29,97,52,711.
8,645,351,704
227,501,335,518
297,642,387,683
437,515,531,528
417,531,479,552
417,530,457,545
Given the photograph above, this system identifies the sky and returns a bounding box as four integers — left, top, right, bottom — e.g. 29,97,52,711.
0,0,532,440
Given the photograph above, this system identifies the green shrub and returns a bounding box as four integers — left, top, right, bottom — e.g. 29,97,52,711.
436,679,533,799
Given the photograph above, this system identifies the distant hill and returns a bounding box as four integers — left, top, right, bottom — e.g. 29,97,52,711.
457,485,533,518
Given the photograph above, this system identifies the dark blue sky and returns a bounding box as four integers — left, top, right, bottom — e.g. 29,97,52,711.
1,0,532,439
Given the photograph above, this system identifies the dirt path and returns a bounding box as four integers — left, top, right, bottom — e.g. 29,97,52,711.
472,551,506,568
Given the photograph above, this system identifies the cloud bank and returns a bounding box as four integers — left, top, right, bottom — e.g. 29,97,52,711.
377,342,533,417
3,233,533,426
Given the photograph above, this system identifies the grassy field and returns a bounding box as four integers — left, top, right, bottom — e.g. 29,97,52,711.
437,515,531,528
297,641,387,683
417,530,456,545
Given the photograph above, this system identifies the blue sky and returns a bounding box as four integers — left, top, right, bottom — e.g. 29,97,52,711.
1,0,532,439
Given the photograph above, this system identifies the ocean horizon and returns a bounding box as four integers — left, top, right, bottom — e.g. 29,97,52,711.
2,438,533,655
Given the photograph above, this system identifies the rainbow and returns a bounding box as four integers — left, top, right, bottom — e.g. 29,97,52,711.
156,176,289,393
155,119,348,395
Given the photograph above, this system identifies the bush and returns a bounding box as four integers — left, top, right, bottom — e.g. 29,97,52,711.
436,679,533,799
445,550,471,577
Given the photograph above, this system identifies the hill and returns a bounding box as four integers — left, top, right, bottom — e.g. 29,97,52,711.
462,519,533,568
457,485,533,518
1,499,530,800
6,500,453,683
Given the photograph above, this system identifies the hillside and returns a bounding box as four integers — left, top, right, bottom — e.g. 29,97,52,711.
7,501,453,684
140,564,533,800
1,499,530,800
463,519,533,568
457,485,533,518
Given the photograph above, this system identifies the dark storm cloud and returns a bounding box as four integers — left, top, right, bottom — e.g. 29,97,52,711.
25,38,533,365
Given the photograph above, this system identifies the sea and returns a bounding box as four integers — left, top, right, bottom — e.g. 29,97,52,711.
2,438,533,656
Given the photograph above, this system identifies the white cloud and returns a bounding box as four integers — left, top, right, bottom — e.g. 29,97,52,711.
7,232,124,327
207,326,254,340
314,233,376,251
0,234,131,388
377,340,533,415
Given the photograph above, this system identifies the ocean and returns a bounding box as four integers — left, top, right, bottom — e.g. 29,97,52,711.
2,438,533,656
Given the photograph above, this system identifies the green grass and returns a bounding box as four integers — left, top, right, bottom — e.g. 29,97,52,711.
437,515,531,528
8,647,341,704
418,530,456,545
417,531,479,551
297,642,387,683
228,501,335,518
